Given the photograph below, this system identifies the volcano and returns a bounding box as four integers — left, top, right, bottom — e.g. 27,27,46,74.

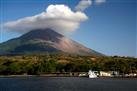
0,29,103,56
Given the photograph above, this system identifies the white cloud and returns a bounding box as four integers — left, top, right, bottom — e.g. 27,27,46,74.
4,5,88,35
95,0,106,4
75,0,92,11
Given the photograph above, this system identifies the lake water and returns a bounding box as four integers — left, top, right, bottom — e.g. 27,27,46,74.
0,77,137,91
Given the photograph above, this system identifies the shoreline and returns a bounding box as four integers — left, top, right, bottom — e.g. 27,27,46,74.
0,75,137,78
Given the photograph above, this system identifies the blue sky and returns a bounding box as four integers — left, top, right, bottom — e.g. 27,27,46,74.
0,0,136,57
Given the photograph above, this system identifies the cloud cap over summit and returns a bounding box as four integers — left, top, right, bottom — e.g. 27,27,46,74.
4,5,88,35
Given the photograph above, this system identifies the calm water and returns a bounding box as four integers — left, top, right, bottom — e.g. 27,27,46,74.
0,77,137,91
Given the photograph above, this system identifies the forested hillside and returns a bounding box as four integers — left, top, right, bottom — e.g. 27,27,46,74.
0,54,137,75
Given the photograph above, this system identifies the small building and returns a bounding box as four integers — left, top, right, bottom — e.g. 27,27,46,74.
99,71,119,77
100,71,112,77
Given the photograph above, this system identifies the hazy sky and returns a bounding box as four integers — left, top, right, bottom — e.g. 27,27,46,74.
0,0,136,57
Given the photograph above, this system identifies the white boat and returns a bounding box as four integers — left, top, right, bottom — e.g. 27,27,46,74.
88,70,98,78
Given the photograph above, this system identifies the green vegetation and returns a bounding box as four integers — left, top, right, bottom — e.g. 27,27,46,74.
0,54,137,75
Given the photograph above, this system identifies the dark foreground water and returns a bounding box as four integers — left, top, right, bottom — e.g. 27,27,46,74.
0,77,137,91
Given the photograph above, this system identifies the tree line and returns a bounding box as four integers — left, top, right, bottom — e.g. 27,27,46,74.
0,54,137,75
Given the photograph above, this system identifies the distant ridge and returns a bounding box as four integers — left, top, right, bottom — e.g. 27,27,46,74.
0,28,104,56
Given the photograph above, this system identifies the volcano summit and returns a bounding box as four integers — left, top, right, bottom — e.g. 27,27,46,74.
0,29,103,56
